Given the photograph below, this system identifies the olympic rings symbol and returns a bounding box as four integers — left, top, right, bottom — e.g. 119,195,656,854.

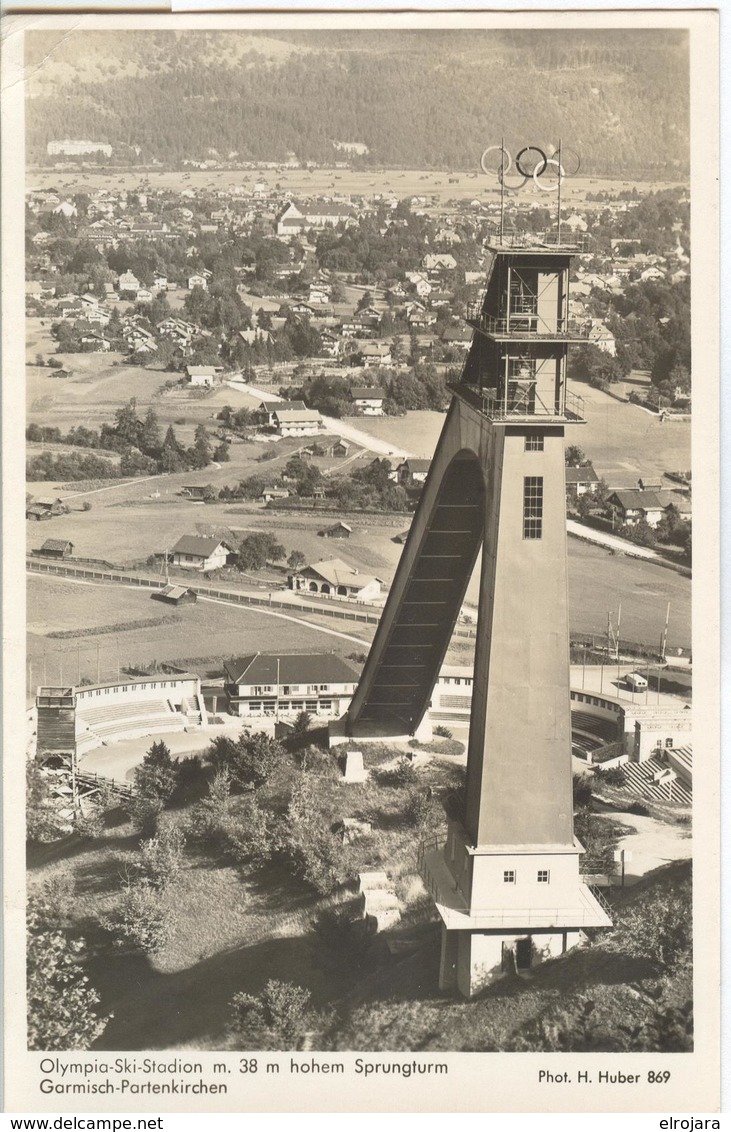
479,143,580,191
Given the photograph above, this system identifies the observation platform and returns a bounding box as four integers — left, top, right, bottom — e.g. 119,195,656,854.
465,311,592,344
449,382,586,425
484,231,591,255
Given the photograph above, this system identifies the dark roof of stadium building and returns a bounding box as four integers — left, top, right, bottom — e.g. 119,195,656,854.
171,535,231,557
223,652,361,686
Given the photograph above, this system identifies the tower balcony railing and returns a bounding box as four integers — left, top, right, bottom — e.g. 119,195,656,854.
485,229,592,253
450,381,586,424
36,686,75,707
466,309,592,340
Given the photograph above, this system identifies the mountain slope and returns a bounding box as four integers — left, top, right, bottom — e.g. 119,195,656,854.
25,29,689,176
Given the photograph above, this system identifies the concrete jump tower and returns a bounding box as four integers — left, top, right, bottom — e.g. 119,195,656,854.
342,204,612,995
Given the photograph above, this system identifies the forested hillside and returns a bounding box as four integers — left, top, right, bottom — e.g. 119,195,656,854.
25,29,688,175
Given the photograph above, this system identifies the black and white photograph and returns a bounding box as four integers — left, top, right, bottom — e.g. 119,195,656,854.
1,8,721,1114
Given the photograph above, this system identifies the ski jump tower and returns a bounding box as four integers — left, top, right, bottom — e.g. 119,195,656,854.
340,144,612,996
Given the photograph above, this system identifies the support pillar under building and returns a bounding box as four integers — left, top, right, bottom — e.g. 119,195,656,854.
343,232,612,996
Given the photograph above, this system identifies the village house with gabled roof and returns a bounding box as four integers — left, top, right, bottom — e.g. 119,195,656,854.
170,535,232,572
118,270,141,293
397,458,432,487
565,464,601,497
223,651,360,720
288,557,384,600
606,490,691,529
258,399,306,426
272,406,323,437
185,365,219,387
349,386,385,415
318,521,352,540
422,253,457,273
358,341,392,367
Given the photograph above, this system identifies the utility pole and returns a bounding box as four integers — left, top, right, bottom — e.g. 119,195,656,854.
661,601,670,662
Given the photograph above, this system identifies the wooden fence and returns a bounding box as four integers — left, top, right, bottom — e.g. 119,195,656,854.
27,557,478,640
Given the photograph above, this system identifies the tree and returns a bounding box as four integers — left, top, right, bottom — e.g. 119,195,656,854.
131,741,177,831
191,423,213,466
229,980,314,1050
113,399,141,447
139,407,162,456
287,550,306,571
291,711,313,741
160,425,186,473
235,531,286,571
27,900,109,1050
565,445,588,468
209,731,284,790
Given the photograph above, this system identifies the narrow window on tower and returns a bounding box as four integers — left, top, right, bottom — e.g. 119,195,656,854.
525,431,544,452
523,476,544,539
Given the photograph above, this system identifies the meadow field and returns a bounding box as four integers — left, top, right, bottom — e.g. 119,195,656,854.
28,165,682,209
27,574,371,692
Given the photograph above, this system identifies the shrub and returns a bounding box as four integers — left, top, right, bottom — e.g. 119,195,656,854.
27,901,109,1050
134,827,186,891
103,882,176,954
608,885,691,971
26,761,68,843
403,787,438,830
594,766,626,788
208,731,284,790
222,795,274,869
126,792,164,837
229,980,314,1050
573,773,593,810
281,773,343,894
626,801,650,817
74,808,105,840
31,873,76,929
374,758,418,788
433,724,453,739
186,769,233,845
